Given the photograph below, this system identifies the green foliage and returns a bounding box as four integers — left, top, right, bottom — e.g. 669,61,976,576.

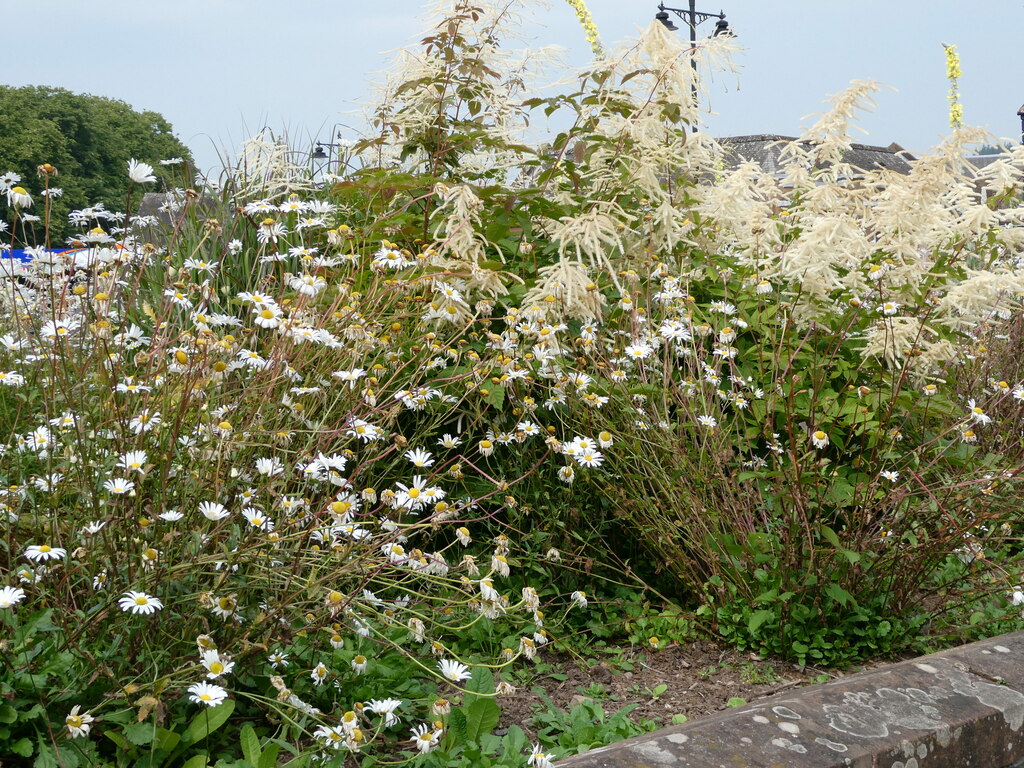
0,84,193,242
529,692,658,755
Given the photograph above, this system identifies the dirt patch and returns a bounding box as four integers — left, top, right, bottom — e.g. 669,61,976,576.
497,639,894,740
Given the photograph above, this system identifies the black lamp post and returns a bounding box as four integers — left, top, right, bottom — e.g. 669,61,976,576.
311,130,352,177
655,2,732,131
1018,104,1024,145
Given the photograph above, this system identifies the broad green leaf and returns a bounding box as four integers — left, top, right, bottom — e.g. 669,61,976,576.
155,727,181,752
258,744,281,768
181,754,209,768
747,609,774,634
240,724,261,765
182,699,235,744
825,583,855,608
463,698,501,743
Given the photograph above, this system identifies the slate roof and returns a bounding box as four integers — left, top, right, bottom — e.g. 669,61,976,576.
718,134,915,176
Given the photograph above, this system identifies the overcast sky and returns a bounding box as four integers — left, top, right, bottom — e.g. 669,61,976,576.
6,1,1023,174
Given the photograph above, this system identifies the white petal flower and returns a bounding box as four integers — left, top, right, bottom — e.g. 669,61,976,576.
127,158,156,184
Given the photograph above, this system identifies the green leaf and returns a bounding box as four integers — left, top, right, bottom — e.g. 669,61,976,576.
463,698,501,743
747,609,774,634
182,700,235,745
12,737,33,756
825,583,855,608
104,730,130,751
466,666,495,696
33,739,64,768
819,525,842,549
0,703,17,723
257,744,281,768
181,755,209,768
124,721,157,745
726,697,747,708
155,726,181,752
240,724,261,765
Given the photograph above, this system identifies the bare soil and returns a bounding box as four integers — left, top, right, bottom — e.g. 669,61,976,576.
497,638,895,740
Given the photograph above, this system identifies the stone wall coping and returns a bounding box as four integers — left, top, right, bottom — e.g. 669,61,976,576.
555,630,1024,767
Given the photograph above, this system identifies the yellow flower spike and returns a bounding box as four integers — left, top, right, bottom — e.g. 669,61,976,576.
564,0,605,59
943,43,963,129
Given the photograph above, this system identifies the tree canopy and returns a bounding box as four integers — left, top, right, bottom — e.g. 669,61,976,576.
0,85,194,243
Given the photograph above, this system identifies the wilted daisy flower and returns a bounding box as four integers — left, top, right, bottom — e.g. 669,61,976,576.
967,399,992,425
187,682,228,707
368,698,403,727
313,725,347,750
811,430,829,449
571,590,588,608
268,651,289,669
129,409,162,434
119,591,163,615
411,723,442,754
65,706,94,738
529,745,555,767
254,457,283,476
310,662,329,686
7,185,32,208
351,655,368,674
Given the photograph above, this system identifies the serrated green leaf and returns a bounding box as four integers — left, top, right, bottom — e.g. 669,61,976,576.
12,737,33,756
123,721,156,745
33,739,63,768
0,703,16,723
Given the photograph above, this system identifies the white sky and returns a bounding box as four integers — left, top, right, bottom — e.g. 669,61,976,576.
6,1,1023,173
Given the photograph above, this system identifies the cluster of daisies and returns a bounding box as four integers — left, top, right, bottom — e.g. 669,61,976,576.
3,135,1024,767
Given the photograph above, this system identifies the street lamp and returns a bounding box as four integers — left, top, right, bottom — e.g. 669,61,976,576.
311,129,353,177
655,2,733,131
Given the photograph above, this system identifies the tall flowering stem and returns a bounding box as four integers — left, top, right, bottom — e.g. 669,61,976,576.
564,0,605,59
944,43,963,129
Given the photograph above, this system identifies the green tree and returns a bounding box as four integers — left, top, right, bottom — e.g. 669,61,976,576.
0,85,194,244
